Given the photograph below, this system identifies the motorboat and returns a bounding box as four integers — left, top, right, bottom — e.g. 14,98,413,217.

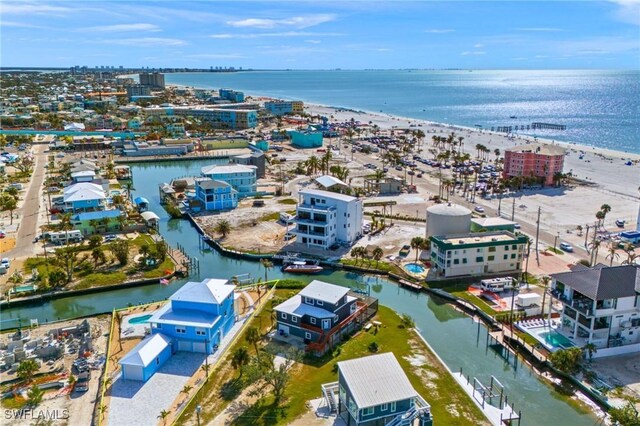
284,261,323,274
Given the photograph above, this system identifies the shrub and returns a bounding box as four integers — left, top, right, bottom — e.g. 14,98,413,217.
368,342,379,353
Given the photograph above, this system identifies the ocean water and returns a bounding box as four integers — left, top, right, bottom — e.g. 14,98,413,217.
166,69,640,154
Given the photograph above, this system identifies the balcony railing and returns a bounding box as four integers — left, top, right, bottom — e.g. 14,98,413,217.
298,203,335,212
293,229,328,238
571,299,594,317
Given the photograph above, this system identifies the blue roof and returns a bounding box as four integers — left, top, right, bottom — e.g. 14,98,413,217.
134,196,149,205
621,231,640,238
73,209,122,221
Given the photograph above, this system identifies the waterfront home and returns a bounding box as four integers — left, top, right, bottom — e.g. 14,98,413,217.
62,182,107,213
71,209,122,235
231,151,266,178
292,189,363,250
119,278,236,381
429,231,527,278
550,264,640,357
502,143,566,186
274,280,376,355
70,170,97,183
195,179,238,211
264,100,304,116
201,164,257,196
321,352,433,426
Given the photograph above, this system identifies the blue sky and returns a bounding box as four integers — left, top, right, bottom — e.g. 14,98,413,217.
1,1,639,69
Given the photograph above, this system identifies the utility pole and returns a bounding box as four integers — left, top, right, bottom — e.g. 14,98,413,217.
498,191,502,217
511,197,516,221
535,207,541,264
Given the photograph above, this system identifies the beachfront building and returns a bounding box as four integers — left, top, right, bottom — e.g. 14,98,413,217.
173,107,257,129
274,280,376,355
321,352,433,426
201,164,257,197
264,100,304,116
502,143,566,187
139,72,165,89
63,183,107,213
119,278,237,382
219,88,245,103
195,179,238,211
549,264,640,357
126,84,151,99
293,189,363,250
429,231,527,278
289,129,323,148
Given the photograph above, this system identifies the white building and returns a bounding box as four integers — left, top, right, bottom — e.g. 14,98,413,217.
429,231,527,278
550,264,640,357
200,164,257,196
293,189,363,249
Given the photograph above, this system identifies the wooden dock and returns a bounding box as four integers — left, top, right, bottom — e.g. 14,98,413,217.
399,279,423,291
452,372,521,426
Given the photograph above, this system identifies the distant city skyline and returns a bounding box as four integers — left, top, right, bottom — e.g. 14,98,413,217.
1,1,639,69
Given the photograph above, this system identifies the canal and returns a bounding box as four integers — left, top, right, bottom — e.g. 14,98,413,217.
2,160,599,425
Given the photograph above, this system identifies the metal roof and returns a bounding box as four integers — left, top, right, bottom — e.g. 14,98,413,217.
140,211,160,222
551,265,640,301
170,278,235,305
298,280,349,305
196,179,231,190
201,164,257,175
300,188,358,203
119,333,172,368
315,175,347,189
148,303,221,328
273,295,335,319
338,353,418,408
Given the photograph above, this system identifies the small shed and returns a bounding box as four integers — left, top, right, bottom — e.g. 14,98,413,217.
141,211,161,226
119,334,172,382
134,196,150,212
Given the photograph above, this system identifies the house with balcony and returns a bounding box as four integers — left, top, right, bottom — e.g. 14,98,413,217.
62,182,107,213
195,178,238,211
321,352,433,426
550,264,640,357
201,164,257,197
274,280,376,355
293,189,363,250
120,278,236,381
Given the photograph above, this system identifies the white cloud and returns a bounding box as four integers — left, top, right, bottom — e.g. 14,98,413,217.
227,14,336,29
461,51,486,56
512,57,528,61
375,48,392,52
516,27,564,32
609,0,640,26
424,29,455,34
210,31,344,39
0,2,73,15
78,23,161,33
100,37,185,47
534,55,549,59
305,40,321,44
474,44,484,48
0,20,42,28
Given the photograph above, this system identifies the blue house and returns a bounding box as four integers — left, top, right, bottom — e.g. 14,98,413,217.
62,183,107,213
322,352,433,426
119,278,236,381
195,179,238,211
274,280,375,355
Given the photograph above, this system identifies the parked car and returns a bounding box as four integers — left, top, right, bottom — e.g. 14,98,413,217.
615,219,626,228
559,242,574,252
474,206,485,213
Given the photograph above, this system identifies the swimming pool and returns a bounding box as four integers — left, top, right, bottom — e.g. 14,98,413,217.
128,314,152,325
528,327,575,350
404,263,426,274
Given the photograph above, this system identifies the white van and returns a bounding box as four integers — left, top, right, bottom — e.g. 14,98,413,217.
480,277,514,293
48,230,83,245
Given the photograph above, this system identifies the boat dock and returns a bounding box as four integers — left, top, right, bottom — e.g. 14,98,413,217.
453,370,521,426
399,279,423,291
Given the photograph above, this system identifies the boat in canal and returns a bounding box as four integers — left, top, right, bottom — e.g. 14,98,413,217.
284,261,323,274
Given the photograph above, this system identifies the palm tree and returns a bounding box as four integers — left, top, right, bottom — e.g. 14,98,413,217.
583,343,597,362
214,220,231,238
539,275,551,319
595,210,605,228
321,150,333,175
350,247,360,265
260,258,273,282
181,385,193,396
91,247,106,268
372,246,384,267
157,409,170,425
589,239,601,266
245,326,261,357
600,204,611,221
124,182,135,202
410,236,425,263
231,347,250,377
305,155,321,176
605,244,619,267
623,244,638,265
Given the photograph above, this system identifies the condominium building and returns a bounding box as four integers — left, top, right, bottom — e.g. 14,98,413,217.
502,143,566,186
126,84,151,99
200,164,257,196
429,231,527,278
173,107,257,129
550,264,640,357
293,189,363,249
219,88,245,103
139,72,165,89
264,100,304,116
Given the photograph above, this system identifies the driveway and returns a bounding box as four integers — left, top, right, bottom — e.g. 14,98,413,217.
108,352,206,426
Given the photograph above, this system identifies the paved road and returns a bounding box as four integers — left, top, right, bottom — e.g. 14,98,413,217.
6,143,48,259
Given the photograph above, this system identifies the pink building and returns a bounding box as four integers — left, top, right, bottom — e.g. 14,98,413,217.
502,143,566,186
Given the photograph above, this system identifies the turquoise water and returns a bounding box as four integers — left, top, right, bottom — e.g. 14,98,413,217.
404,263,426,274
531,328,576,349
128,314,152,325
166,69,640,154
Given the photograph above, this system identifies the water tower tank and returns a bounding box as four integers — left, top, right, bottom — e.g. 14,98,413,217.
426,203,472,237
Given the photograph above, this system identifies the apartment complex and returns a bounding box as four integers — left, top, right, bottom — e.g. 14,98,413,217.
125,84,151,99
430,231,527,278
200,164,257,196
502,143,566,186
139,72,165,89
219,88,245,103
173,107,257,129
293,189,363,249
550,264,640,357
264,100,304,116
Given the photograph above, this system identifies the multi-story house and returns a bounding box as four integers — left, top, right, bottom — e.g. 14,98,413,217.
293,189,363,250
63,183,107,213
219,88,245,103
195,179,238,211
264,100,304,116
502,143,566,186
274,280,375,355
322,353,433,426
429,231,527,278
119,278,236,382
550,264,640,357
201,164,257,196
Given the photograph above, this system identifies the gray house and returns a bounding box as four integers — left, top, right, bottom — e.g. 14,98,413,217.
274,280,376,355
322,352,433,426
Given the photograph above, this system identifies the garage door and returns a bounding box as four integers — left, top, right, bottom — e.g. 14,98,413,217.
193,342,207,353
123,365,144,381
178,340,192,352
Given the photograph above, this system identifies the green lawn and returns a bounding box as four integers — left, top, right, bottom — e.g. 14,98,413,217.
277,198,297,205
340,258,407,277
233,306,488,426
450,291,498,316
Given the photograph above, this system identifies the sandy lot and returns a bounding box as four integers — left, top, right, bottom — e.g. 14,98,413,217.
590,353,640,410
